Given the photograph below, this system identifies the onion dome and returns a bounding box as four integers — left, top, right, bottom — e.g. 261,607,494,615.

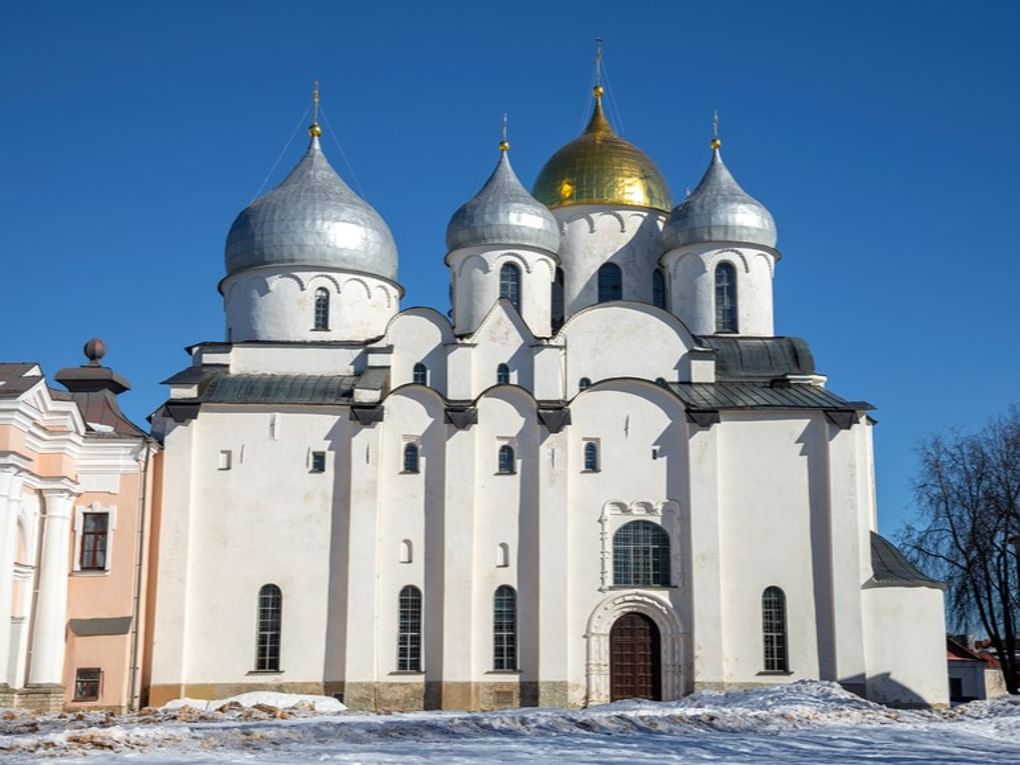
532,86,671,213
446,141,560,254
663,141,777,250
225,132,398,281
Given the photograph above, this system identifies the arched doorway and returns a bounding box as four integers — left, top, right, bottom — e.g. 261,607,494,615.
610,612,662,701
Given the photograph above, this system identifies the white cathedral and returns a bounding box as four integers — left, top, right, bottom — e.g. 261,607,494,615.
148,83,948,711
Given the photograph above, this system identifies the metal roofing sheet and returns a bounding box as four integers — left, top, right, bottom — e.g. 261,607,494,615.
202,374,358,405
696,336,816,380
69,616,132,636
0,363,44,399
160,365,228,385
869,532,944,589
669,381,864,411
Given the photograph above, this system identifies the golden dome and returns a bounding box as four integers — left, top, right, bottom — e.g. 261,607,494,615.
533,88,671,212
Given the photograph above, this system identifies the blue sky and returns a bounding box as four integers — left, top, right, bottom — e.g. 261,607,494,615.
2,1,1017,536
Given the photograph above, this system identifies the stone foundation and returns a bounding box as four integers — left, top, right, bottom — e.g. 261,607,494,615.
1,684,66,712
150,679,586,712
149,680,327,708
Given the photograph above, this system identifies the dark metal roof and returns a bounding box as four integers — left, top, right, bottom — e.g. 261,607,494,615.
55,364,131,395
696,336,816,380
0,363,44,399
66,389,148,437
669,381,869,411
358,367,389,391
69,616,132,636
868,532,944,589
202,374,359,405
160,365,227,385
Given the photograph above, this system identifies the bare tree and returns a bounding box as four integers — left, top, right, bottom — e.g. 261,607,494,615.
901,406,1020,694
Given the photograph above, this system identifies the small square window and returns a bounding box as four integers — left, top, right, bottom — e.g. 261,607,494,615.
310,452,326,473
218,450,232,470
74,668,101,701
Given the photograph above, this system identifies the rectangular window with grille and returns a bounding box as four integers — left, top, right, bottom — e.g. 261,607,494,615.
73,668,101,701
493,586,517,670
397,586,422,671
80,513,109,571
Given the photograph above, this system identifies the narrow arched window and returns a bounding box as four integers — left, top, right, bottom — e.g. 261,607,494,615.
403,443,420,474
578,377,592,391
397,585,422,671
256,584,282,671
762,586,788,672
715,262,738,333
412,362,428,386
497,445,515,474
493,586,517,671
496,542,510,568
500,263,522,311
598,263,623,302
313,287,330,331
400,539,413,564
551,267,565,332
613,520,670,586
496,363,510,385
583,442,599,472
652,269,667,309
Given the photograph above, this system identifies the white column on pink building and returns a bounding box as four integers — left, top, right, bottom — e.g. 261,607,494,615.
28,489,75,686
0,468,25,679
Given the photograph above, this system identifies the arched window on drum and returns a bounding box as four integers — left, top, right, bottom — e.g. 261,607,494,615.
313,288,330,331
715,262,738,333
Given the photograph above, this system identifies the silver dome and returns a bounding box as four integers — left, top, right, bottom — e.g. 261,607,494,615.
663,148,777,251
226,136,398,280
446,149,560,254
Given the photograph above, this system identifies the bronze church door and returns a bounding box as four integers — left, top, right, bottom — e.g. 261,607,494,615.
609,612,662,701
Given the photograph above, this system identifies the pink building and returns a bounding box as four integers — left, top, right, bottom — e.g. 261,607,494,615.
0,341,158,711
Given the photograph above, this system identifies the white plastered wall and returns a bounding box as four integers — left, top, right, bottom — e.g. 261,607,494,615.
553,206,666,319
663,244,776,336
862,586,948,706
448,246,557,337
223,267,400,343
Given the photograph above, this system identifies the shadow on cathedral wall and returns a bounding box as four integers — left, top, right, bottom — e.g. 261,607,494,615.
843,673,939,709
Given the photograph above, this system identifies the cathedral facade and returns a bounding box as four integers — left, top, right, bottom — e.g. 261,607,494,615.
148,85,948,710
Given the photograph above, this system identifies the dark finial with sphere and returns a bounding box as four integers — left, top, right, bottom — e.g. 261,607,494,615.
84,338,107,366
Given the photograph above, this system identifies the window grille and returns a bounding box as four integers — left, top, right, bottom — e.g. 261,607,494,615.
493,585,517,671
73,668,101,701
256,584,282,671
497,445,515,474
652,269,667,309
715,262,738,332
499,264,522,311
613,520,670,586
598,263,623,302
551,267,565,331
583,442,599,472
762,586,789,672
313,287,330,331
403,443,420,473
397,585,422,671
80,513,109,571
412,362,428,386
496,363,510,385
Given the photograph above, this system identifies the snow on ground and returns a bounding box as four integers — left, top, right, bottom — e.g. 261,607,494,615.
0,681,1017,764
161,691,346,713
